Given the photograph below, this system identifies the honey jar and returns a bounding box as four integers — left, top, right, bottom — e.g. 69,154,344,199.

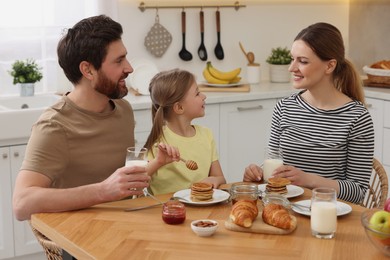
230,183,259,205
162,200,186,225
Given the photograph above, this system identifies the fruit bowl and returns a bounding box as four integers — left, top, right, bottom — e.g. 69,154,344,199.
361,209,390,256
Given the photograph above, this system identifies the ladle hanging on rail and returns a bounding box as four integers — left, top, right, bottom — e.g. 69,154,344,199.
197,9,208,61
214,9,224,60
178,9,193,61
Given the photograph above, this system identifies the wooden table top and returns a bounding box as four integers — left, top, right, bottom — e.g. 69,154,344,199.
31,185,383,259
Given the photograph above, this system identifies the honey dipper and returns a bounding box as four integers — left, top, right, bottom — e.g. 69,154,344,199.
156,144,198,170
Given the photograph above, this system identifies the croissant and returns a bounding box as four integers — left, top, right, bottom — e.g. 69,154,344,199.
262,203,296,230
229,200,258,228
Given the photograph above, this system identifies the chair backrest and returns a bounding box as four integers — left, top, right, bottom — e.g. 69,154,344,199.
29,221,63,260
361,158,389,209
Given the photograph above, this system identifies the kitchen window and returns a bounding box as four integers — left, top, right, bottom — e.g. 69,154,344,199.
0,0,117,96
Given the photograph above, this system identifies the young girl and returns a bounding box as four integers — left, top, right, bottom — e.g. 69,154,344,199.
144,69,226,195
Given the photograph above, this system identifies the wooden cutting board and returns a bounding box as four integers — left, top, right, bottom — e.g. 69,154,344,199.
199,84,250,92
224,213,297,235
363,79,390,88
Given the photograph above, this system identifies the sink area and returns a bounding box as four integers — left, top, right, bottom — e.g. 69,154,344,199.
0,94,61,110
0,94,61,144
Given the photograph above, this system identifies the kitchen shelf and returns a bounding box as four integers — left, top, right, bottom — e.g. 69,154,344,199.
138,1,246,12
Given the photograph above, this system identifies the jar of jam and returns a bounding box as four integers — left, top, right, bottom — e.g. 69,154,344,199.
230,183,259,205
162,200,186,225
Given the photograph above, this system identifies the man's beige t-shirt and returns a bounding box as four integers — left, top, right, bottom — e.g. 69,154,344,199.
21,95,135,188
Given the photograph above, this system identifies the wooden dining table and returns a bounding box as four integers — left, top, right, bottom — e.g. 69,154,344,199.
31,184,383,259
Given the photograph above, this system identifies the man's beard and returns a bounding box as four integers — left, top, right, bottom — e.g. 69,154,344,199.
95,71,128,99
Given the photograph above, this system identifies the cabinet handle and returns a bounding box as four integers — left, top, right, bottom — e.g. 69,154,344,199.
14,151,19,157
237,105,263,111
2,153,8,159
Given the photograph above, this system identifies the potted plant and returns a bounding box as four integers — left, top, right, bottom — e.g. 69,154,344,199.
266,47,292,83
9,59,43,96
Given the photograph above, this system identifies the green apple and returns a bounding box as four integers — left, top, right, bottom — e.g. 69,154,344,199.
369,210,390,238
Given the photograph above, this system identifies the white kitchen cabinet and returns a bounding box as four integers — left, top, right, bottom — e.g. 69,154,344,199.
366,98,390,196
219,99,276,182
193,103,220,148
383,101,390,168
0,147,14,259
366,98,384,162
0,145,44,260
133,109,152,147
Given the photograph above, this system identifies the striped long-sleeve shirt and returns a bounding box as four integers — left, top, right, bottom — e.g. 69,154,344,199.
268,91,374,204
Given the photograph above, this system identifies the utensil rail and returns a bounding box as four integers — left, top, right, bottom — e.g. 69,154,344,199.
138,1,246,12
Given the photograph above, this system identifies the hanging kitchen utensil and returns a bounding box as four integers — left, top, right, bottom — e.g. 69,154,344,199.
214,9,224,60
144,9,172,58
178,10,193,61
197,9,207,61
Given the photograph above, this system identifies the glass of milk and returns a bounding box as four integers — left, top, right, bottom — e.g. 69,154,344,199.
262,147,283,182
125,146,148,167
311,187,337,239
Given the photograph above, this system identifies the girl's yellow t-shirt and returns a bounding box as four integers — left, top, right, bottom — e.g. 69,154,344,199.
147,125,219,195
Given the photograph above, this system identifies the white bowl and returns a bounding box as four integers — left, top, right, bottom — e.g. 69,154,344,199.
191,219,218,237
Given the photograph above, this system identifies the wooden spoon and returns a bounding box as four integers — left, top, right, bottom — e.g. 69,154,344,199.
239,42,259,66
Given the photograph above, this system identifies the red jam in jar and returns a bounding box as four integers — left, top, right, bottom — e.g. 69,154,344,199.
162,200,186,225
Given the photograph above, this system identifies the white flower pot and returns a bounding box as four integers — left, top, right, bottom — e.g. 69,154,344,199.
269,64,291,83
19,83,35,96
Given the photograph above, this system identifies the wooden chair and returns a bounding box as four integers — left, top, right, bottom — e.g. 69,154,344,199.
361,158,389,209
29,221,63,260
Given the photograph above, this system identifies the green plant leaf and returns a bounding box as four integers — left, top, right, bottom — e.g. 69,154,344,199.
266,47,292,65
8,58,43,85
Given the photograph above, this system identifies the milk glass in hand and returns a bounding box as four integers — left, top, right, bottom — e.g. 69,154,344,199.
262,148,283,182
311,188,337,239
126,147,148,167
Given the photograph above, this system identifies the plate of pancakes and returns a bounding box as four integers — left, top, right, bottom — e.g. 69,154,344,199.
258,177,304,199
173,182,230,205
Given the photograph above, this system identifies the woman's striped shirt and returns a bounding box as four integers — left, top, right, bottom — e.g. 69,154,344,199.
268,91,374,204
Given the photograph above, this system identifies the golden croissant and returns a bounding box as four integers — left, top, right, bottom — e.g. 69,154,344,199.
262,203,296,230
230,200,258,228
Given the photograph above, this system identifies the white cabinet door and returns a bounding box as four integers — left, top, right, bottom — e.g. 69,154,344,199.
134,109,152,147
0,147,15,259
193,104,220,149
366,98,384,162
10,145,43,256
219,99,276,182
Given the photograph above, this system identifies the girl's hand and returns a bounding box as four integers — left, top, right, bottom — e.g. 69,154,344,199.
155,143,180,166
243,164,263,182
199,177,219,189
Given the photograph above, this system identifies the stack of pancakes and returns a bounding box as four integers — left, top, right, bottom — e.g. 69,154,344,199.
190,182,214,202
266,177,291,195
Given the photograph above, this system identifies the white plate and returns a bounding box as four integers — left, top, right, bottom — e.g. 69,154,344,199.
200,81,246,88
292,199,352,217
173,189,230,206
127,59,159,95
258,184,304,199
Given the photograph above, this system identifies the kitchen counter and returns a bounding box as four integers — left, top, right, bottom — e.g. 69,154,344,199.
125,82,390,110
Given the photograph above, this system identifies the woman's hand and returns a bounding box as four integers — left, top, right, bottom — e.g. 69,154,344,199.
272,165,308,186
243,164,263,182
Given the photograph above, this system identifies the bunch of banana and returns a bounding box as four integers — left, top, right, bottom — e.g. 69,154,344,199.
203,61,241,84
